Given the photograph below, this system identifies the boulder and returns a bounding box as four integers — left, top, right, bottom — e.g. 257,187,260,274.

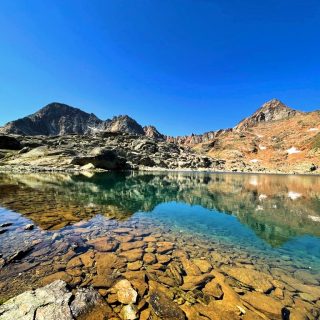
0,280,76,320
227,267,274,293
0,135,21,150
72,148,128,170
149,291,186,320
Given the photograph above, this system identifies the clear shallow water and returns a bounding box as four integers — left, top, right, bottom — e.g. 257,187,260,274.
0,171,320,303
138,202,320,271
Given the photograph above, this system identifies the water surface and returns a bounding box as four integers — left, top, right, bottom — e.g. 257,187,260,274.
0,171,319,316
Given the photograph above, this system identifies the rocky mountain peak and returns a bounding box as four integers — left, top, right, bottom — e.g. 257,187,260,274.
103,115,145,135
0,103,102,136
235,99,298,131
143,125,165,140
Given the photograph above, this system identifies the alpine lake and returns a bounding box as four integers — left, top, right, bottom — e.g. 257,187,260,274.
0,171,319,319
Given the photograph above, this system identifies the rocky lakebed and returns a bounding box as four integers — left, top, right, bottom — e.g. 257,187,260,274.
0,172,319,320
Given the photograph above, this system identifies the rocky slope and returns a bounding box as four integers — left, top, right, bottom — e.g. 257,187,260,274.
0,103,149,136
0,103,102,136
191,99,320,173
0,99,319,173
0,132,224,172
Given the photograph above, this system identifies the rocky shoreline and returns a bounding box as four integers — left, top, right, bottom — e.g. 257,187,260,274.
0,133,319,175
0,215,319,320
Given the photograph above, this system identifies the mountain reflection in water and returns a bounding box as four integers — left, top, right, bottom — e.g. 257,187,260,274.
0,171,319,247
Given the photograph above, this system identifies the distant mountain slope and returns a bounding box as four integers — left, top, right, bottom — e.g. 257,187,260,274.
0,103,148,136
235,99,299,131
192,100,320,172
0,103,102,135
0,98,319,173
143,125,166,140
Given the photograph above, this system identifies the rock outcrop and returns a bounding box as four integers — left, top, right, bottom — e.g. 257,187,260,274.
235,99,298,131
0,132,224,172
0,103,149,137
0,103,102,136
0,99,319,173
0,280,106,320
143,125,166,140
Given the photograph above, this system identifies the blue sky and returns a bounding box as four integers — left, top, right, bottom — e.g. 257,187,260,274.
0,0,319,136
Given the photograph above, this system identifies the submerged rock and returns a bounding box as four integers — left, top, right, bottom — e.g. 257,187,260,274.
114,279,138,304
227,267,274,293
149,291,186,320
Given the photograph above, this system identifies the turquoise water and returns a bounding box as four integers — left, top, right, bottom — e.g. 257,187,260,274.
0,171,320,273
138,201,320,271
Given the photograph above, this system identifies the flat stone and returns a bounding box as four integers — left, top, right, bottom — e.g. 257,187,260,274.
203,280,224,299
193,258,212,273
128,260,143,271
66,256,83,269
77,250,95,268
227,267,274,293
156,254,171,264
144,236,157,242
120,249,144,262
181,274,214,290
113,228,132,234
120,241,146,251
42,271,73,286
180,257,202,276
88,237,118,252
91,274,119,288
242,291,284,319
95,252,122,275
294,270,319,285
143,253,157,264
157,241,174,254
114,279,138,304
149,291,186,320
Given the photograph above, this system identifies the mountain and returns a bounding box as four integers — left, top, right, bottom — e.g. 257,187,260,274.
191,99,320,172
0,103,102,136
143,125,166,140
102,115,145,135
0,99,319,174
235,99,299,131
0,103,147,136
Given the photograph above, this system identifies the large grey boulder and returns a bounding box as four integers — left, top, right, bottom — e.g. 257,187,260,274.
0,280,73,320
0,280,104,320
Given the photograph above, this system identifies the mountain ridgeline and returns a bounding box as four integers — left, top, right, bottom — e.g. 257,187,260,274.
0,103,147,137
0,99,303,139
0,99,319,173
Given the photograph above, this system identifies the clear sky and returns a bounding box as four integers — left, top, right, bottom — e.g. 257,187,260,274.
0,0,319,136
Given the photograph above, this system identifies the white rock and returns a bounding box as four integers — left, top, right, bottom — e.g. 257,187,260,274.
259,194,268,201
288,191,302,200
286,147,301,154
114,279,137,304
120,304,138,320
308,215,320,222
